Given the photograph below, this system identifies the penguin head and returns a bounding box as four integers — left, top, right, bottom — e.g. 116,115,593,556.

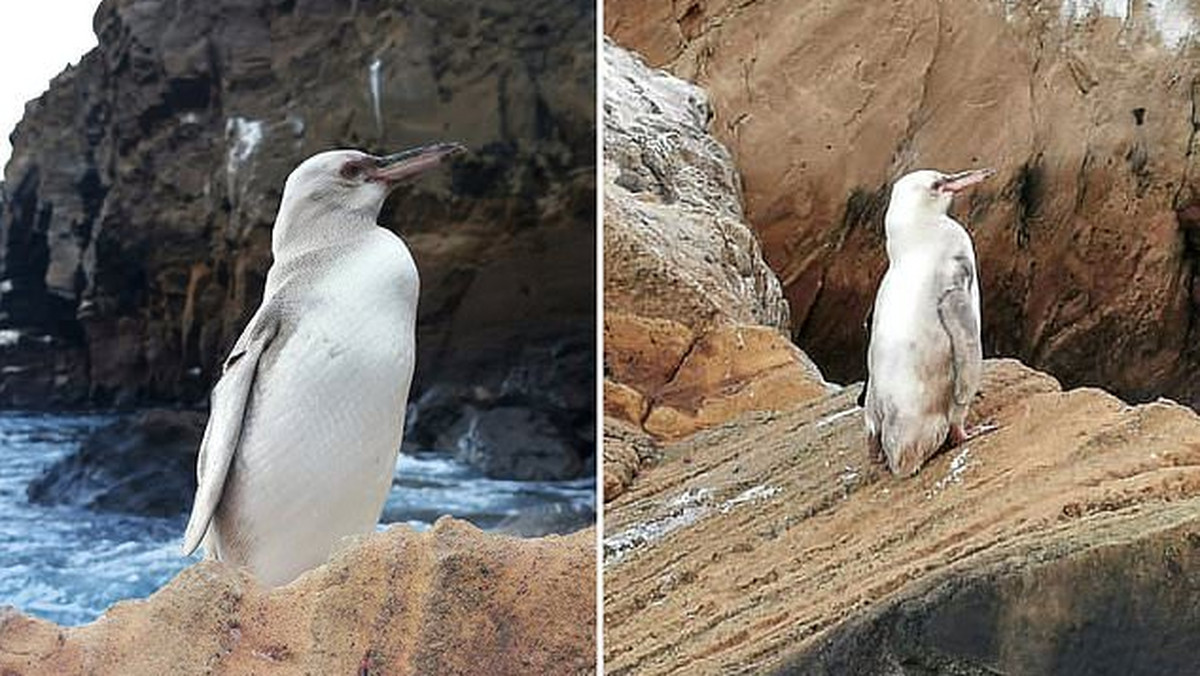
274,144,465,253
281,145,465,218
889,168,995,219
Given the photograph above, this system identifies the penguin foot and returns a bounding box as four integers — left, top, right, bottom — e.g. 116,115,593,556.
950,422,998,446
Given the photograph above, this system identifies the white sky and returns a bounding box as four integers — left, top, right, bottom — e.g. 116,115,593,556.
0,2,100,172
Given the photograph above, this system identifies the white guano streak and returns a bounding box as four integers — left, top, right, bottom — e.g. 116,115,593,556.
369,58,383,135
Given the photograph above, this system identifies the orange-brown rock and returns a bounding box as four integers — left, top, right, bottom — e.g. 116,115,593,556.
607,0,1200,410
0,519,595,675
605,313,696,395
603,379,649,427
605,312,830,440
603,359,1200,674
643,324,832,440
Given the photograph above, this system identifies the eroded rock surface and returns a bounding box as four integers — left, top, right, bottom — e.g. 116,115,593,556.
608,0,1200,410
603,42,824,450
603,359,1200,674
604,313,830,441
603,40,787,331
0,519,596,675
603,417,660,502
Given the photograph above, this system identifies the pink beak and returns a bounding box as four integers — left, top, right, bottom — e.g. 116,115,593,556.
933,168,995,193
368,142,467,186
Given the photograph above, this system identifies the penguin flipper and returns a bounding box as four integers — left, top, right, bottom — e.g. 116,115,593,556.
937,256,982,408
181,310,281,556
857,303,874,408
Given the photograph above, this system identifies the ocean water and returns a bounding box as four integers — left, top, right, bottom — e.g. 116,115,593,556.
0,412,594,626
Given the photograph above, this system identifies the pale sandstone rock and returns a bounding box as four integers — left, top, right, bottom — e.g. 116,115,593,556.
603,40,789,331
0,519,595,675
604,359,1200,674
602,42,825,449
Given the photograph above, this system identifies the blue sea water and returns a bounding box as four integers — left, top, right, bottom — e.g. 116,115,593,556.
0,412,594,626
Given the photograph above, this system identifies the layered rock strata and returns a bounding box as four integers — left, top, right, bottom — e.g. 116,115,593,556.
0,519,596,675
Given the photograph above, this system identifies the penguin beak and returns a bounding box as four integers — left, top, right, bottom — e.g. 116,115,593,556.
369,142,467,185
933,168,995,194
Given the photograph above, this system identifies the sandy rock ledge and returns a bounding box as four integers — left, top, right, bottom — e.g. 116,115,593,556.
0,519,596,675
604,359,1200,675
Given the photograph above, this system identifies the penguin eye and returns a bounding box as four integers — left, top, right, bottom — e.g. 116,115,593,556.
339,161,366,180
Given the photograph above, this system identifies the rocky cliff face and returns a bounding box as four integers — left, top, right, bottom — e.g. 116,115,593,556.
603,360,1200,674
0,0,595,477
603,41,825,453
603,28,1200,672
607,0,1200,410
604,40,788,332
0,519,596,675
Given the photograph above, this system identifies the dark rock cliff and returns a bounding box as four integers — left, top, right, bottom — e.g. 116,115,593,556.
0,0,596,477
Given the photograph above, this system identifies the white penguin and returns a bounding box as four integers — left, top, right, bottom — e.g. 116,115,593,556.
864,168,993,477
182,143,464,586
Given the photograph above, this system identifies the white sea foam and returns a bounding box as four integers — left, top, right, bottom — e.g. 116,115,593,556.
0,412,593,626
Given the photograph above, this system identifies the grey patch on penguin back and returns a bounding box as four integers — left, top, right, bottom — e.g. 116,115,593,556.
937,255,982,411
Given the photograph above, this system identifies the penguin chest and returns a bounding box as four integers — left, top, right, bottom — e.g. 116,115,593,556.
869,256,954,406
229,296,415,540
272,298,414,458
872,256,945,347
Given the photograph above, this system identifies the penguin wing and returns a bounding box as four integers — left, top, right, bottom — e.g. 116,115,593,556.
937,254,982,407
181,309,281,555
857,302,874,408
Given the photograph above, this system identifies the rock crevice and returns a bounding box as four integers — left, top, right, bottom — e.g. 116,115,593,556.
602,41,824,457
